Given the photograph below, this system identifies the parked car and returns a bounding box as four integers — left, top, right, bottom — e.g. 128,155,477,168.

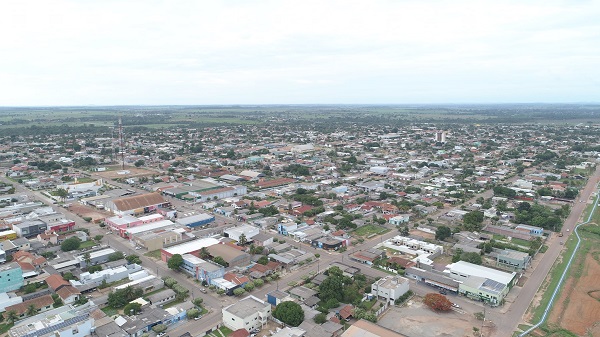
452,303,460,308
200,288,207,294
439,289,447,295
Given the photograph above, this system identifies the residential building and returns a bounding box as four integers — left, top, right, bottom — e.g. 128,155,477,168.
289,286,317,301
148,289,177,307
0,292,22,312
515,224,544,237
388,214,410,225
5,294,54,319
8,302,96,337
130,227,185,251
266,290,293,306
222,295,271,332
0,263,24,293
371,276,410,304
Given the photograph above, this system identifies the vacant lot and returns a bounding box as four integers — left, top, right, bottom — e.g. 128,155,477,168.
353,224,389,237
96,166,155,179
69,203,108,223
378,299,495,337
546,225,600,336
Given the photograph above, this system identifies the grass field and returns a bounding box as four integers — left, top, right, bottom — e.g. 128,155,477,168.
144,249,162,259
352,224,389,237
80,240,96,249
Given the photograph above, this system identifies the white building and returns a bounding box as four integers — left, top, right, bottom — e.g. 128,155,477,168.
78,264,142,285
224,224,260,242
222,295,271,332
371,276,410,304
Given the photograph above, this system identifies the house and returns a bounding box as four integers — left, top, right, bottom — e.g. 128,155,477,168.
56,285,81,304
222,295,271,332
388,214,410,225
248,261,282,279
341,319,408,337
338,304,354,321
289,286,317,302
5,294,54,318
371,276,410,304
76,248,116,268
45,274,71,292
350,248,385,265
8,302,96,337
0,263,24,293
224,272,250,287
148,289,177,306
266,290,293,307
251,233,274,247
514,224,544,237
12,250,47,277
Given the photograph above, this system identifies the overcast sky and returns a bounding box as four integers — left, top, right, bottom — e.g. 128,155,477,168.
1,0,599,105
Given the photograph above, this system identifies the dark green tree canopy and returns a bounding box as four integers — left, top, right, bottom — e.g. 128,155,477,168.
273,301,305,327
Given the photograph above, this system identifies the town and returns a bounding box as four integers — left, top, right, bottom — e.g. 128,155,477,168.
0,106,600,337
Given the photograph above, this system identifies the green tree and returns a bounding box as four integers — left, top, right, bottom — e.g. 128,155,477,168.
314,312,327,324
460,252,483,265
152,324,167,334
233,287,246,296
123,302,142,316
257,256,269,265
463,211,484,231
26,304,37,316
126,254,142,264
134,160,145,168
273,301,305,327
319,275,343,302
108,252,124,262
83,252,91,266
6,310,18,323
94,235,104,242
238,234,247,246
187,308,200,319
55,188,68,202
24,283,37,294
192,298,204,307
168,254,184,270
61,237,81,252
400,225,409,236
212,256,228,267
244,281,255,292
435,226,452,241
88,265,102,273
254,279,264,287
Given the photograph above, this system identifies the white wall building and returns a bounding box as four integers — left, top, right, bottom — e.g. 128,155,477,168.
222,295,271,332
224,224,260,242
371,276,410,304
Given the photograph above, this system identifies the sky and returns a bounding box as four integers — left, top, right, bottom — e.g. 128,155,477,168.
0,0,599,105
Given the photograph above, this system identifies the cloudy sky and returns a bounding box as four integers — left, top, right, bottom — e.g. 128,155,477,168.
1,0,599,105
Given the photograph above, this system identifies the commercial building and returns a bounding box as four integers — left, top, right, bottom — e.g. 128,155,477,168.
104,192,169,216
494,249,532,271
371,276,410,304
78,263,143,286
180,254,225,285
0,263,24,293
105,215,142,237
76,248,116,268
8,301,96,337
222,295,271,332
37,213,75,232
12,220,47,238
123,219,175,239
160,237,220,262
224,224,260,242
131,227,185,251
175,213,215,228
444,261,517,306
206,244,251,268
0,230,17,241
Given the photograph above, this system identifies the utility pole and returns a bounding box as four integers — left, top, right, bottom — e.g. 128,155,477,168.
118,116,125,170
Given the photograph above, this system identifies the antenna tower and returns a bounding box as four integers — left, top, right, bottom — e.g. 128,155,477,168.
118,116,125,170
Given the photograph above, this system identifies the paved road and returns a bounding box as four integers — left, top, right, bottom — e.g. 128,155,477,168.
487,166,600,337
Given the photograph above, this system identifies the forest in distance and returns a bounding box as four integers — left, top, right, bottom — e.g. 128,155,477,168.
0,103,600,137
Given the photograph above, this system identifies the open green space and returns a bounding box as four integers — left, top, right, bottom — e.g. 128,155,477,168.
509,237,532,247
79,240,96,249
101,306,119,317
144,249,162,259
352,224,389,237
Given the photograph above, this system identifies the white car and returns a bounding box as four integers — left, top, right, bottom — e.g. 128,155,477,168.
452,303,460,308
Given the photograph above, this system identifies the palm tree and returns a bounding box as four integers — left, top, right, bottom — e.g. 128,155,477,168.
123,286,135,301
199,247,209,259
83,252,91,267
6,310,18,323
26,304,37,317
55,188,68,202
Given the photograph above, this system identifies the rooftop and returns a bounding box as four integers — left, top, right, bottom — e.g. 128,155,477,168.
223,295,269,318
446,261,516,286
163,237,219,255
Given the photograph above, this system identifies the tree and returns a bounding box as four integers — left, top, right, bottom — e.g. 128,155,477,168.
24,283,37,294
460,252,483,265
254,278,264,287
6,310,18,323
319,275,343,302
134,160,145,168
168,254,184,270
314,312,327,324
273,301,305,327
423,293,452,311
400,225,409,236
238,234,247,246
55,188,68,202
126,254,142,265
257,256,269,265
212,256,228,267
187,308,200,319
435,226,452,241
88,265,102,273
244,281,255,292
192,298,204,307
83,252,91,266
152,324,167,334
94,235,104,242
199,247,209,259
463,210,484,231
26,304,37,316
108,252,124,262
233,287,246,296
61,237,81,252
123,302,142,316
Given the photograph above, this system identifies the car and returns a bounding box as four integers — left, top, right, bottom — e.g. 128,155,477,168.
135,246,141,250
567,229,570,232
439,289,447,295
200,288,207,294
194,316,201,321
452,303,460,308
560,241,564,245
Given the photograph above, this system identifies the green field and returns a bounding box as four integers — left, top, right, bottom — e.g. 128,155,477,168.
352,224,389,237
